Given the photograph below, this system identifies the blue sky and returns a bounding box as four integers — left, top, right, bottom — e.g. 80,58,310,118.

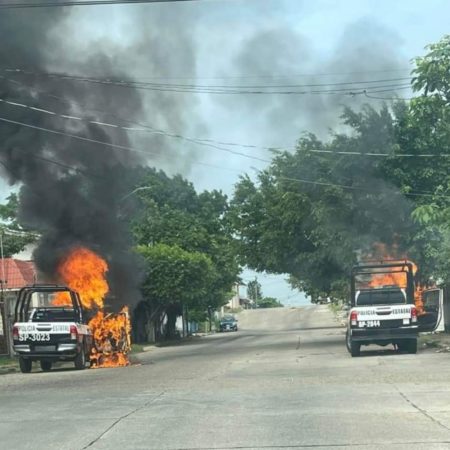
2,0,450,306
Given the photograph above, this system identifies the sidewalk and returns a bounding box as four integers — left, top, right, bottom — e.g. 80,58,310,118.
0,356,18,375
420,332,450,352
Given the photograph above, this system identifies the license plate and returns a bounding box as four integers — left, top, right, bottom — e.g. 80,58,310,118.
358,320,380,328
19,333,51,342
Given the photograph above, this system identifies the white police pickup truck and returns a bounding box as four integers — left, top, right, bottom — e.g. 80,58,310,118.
12,285,93,373
346,261,421,357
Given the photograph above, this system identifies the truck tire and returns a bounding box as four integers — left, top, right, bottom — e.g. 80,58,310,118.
346,331,361,357
40,360,52,372
74,348,86,370
407,339,417,354
19,357,32,373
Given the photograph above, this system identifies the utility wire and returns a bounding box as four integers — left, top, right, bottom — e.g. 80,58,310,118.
278,176,450,199
3,69,411,95
3,68,411,89
364,91,414,101
0,96,273,162
1,93,443,159
0,114,270,168
0,0,198,9
1,113,448,200
106,68,412,82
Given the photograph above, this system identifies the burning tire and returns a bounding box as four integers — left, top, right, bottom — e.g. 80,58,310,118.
40,361,52,372
19,357,32,373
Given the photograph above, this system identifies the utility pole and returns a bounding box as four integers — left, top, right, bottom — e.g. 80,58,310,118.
0,232,7,355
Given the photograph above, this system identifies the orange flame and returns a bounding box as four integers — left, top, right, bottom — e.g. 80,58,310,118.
368,272,408,289
53,247,108,309
364,243,417,289
89,307,131,368
52,246,131,368
415,284,425,315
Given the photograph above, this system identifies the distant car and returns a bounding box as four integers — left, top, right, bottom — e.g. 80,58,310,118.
219,315,238,332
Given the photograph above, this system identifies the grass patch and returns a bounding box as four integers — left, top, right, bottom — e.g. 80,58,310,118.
328,302,343,314
130,344,145,353
423,339,440,348
130,343,155,353
0,356,16,367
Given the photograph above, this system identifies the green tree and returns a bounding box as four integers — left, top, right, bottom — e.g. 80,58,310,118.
231,103,418,301
258,297,283,308
128,168,240,341
247,278,262,305
137,243,216,338
0,193,37,257
387,35,450,284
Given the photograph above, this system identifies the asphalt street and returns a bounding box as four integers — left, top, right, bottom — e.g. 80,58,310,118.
2,305,450,449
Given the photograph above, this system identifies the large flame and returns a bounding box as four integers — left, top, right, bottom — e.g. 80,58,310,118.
89,307,131,368
364,243,417,289
53,247,108,309
53,246,131,368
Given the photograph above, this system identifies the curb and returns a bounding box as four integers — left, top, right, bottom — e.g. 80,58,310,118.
0,366,18,375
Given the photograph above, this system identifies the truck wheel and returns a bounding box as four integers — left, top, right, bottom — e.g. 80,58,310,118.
350,341,361,357
40,361,52,372
74,348,86,370
19,357,32,373
346,331,361,357
407,339,417,354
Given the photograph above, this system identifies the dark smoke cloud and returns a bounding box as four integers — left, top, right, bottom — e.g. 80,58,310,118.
0,6,199,310
224,18,407,143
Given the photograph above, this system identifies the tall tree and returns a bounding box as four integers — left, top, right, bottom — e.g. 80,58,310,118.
0,193,37,257
247,278,262,304
137,243,216,338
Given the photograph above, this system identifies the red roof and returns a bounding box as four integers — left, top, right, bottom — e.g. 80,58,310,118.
0,259,36,290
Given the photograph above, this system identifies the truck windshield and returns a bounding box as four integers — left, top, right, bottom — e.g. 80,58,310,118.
29,308,78,322
356,288,407,306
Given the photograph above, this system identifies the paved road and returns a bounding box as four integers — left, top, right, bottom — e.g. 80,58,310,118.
2,305,450,449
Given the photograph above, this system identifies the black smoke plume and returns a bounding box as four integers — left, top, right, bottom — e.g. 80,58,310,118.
0,5,197,310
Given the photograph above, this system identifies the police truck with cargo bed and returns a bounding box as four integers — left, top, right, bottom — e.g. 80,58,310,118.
346,261,419,357
12,285,93,373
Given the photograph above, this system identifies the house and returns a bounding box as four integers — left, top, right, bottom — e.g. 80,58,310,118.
0,259,37,356
226,282,254,310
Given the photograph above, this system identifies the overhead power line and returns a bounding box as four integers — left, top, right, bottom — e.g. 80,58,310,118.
0,94,274,161
0,114,270,164
5,69,411,88
0,74,414,157
0,93,440,159
278,176,450,199
3,68,411,95
0,0,198,9
109,68,412,82
0,113,448,200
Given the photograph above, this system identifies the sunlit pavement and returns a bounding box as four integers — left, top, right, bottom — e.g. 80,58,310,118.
2,305,450,449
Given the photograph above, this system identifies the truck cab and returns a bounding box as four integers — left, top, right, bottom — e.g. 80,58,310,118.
12,285,93,373
346,261,419,357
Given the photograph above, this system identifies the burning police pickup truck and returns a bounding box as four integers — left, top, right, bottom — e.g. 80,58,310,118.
12,247,132,373
13,285,93,372
346,260,420,357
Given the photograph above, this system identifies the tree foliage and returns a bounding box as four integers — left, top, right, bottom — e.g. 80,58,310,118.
128,168,240,338
0,193,37,257
137,243,215,310
231,35,450,300
246,278,262,303
258,297,283,308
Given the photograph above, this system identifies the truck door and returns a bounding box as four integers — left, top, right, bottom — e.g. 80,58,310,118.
418,288,444,333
